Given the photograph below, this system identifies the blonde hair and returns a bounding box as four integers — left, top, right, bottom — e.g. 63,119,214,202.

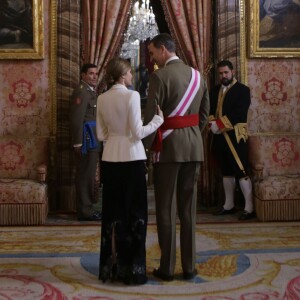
105,57,131,86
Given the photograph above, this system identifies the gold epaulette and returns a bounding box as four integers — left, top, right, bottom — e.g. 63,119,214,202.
234,123,248,143
208,115,215,122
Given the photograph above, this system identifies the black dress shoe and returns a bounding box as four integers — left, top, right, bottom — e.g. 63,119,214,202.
132,274,148,285
153,268,174,281
183,269,198,280
239,211,255,220
213,207,236,216
78,211,102,221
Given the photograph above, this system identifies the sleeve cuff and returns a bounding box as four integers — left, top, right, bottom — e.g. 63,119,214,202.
208,115,216,122
216,116,233,132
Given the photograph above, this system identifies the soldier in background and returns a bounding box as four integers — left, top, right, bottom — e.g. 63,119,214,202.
70,63,102,221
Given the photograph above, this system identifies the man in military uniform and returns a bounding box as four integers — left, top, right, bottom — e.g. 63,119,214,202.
143,33,210,281
70,63,102,221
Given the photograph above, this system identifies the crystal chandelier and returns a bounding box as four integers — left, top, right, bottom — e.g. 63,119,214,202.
120,0,159,59
128,0,159,42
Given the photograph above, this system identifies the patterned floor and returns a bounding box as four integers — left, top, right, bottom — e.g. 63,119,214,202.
46,184,255,225
0,222,299,299
45,210,257,225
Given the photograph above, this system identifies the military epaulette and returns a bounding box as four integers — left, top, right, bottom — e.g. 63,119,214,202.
87,87,95,92
234,123,248,143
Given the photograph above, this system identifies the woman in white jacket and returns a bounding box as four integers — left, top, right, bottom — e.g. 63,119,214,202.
96,57,163,285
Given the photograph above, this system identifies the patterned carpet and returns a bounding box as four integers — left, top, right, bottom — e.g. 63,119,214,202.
0,221,300,299
45,209,258,226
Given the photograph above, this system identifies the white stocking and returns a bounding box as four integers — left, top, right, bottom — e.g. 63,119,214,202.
239,177,253,213
223,177,235,210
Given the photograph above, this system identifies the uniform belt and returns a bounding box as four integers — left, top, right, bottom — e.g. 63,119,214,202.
151,114,199,152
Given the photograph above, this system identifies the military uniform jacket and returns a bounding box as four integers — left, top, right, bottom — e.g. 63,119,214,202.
143,59,210,162
70,80,100,152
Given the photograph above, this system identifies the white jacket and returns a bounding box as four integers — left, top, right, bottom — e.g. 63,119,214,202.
96,84,163,162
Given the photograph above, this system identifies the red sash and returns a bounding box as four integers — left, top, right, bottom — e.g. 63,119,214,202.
151,114,199,152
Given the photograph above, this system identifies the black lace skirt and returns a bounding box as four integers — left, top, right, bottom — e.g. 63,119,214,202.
99,160,148,285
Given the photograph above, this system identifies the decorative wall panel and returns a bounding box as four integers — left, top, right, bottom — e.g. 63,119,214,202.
247,59,300,134
0,0,51,163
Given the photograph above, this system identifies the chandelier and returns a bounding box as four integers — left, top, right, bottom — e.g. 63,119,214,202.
128,0,159,42
120,0,159,59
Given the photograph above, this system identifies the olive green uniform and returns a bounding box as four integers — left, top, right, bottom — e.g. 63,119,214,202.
70,80,101,218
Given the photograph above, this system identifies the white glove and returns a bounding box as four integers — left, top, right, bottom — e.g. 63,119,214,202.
209,121,221,134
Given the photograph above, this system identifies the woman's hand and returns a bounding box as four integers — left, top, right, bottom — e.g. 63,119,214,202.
157,105,164,119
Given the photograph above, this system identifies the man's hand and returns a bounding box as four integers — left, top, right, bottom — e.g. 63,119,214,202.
209,121,221,134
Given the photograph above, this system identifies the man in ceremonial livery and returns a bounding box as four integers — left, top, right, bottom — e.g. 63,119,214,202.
209,60,255,221
143,33,210,281
70,63,102,221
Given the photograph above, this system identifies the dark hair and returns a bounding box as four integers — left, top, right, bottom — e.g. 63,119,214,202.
217,60,234,70
105,57,131,85
149,33,176,53
80,63,97,74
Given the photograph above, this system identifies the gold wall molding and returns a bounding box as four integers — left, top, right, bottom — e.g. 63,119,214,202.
239,0,247,84
249,132,300,137
50,0,57,137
